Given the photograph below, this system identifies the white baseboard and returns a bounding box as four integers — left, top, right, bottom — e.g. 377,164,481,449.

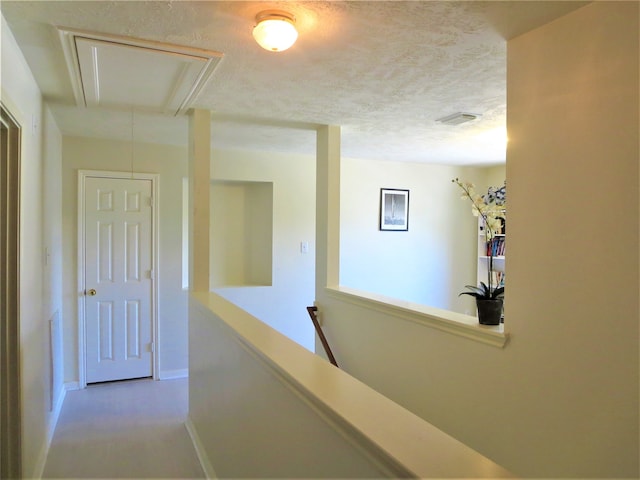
64,381,80,391
33,384,67,478
49,386,66,443
185,416,217,479
159,368,189,380
32,437,48,478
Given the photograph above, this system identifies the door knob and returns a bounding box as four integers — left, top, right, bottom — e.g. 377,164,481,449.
87,289,97,296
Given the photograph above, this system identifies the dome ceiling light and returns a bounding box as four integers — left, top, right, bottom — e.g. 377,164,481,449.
252,10,298,52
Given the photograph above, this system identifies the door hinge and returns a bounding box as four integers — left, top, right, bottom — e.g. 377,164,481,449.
146,270,154,279
148,342,155,353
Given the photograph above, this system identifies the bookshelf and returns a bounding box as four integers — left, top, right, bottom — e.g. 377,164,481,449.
477,217,505,290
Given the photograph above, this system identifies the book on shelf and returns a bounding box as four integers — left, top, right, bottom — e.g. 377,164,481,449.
485,236,506,257
489,271,505,288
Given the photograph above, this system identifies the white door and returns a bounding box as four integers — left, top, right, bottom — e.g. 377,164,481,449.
84,176,153,383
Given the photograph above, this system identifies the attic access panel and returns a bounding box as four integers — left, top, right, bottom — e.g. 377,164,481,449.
59,28,223,115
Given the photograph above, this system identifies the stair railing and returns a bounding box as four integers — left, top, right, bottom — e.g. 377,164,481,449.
306,306,339,368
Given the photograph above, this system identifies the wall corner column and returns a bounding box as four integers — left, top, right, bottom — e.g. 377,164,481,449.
188,109,211,292
315,125,341,294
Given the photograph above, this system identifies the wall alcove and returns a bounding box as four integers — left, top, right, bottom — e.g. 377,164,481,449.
210,180,273,287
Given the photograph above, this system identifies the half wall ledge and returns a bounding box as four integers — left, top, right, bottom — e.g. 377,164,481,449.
324,286,509,348
188,291,513,478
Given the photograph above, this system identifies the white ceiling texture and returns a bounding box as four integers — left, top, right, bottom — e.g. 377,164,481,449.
1,1,586,165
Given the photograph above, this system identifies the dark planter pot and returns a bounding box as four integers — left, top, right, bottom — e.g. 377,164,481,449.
476,298,503,325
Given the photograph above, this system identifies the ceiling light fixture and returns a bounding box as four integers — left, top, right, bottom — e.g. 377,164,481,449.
252,10,298,52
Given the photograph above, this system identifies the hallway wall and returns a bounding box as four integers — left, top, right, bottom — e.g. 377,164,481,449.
505,2,639,474
209,147,317,350
1,14,64,477
61,136,188,382
340,158,503,313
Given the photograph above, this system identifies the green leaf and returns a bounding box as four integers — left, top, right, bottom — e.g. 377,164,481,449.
459,282,504,299
459,291,481,298
459,284,488,298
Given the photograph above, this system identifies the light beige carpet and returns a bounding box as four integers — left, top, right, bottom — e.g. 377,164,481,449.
43,378,204,479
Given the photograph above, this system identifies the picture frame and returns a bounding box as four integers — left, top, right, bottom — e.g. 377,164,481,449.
379,188,409,231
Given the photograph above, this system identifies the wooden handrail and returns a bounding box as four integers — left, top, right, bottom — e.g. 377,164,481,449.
306,306,339,368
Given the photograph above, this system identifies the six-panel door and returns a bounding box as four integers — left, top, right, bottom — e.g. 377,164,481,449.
84,177,153,383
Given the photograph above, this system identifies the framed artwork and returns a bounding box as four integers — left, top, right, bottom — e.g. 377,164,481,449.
379,188,409,231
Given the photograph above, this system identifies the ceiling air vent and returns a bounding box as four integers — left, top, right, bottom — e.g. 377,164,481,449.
436,112,480,125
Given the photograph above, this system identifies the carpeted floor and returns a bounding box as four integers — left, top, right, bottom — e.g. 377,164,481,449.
42,377,204,479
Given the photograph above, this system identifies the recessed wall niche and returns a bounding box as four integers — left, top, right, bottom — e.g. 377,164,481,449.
210,180,273,287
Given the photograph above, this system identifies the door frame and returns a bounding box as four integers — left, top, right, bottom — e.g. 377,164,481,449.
0,102,22,479
77,170,160,388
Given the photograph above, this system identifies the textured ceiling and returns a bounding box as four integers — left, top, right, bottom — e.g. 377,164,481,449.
1,1,587,165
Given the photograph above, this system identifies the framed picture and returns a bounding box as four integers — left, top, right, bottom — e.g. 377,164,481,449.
379,188,409,231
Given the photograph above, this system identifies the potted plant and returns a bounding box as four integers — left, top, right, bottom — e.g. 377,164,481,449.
452,178,506,325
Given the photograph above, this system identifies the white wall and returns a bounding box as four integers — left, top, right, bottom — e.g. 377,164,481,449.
61,136,188,381
209,148,316,351
340,157,503,314
1,14,64,477
317,3,639,477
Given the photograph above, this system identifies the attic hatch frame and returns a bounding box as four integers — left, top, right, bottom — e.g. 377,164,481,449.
57,27,224,116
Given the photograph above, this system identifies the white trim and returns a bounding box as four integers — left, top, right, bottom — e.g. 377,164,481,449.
151,176,161,382
185,416,218,479
325,286,509,348
32,383,67,479
228,324,412,478
63,381,80,392
77,170,160,387
57,28,86,107
32,438,48,479
159,368,188,380
48,385,66,445
77,173,86,387
57,27,223,114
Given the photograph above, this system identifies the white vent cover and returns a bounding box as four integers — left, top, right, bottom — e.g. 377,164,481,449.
58,28,223,115
436,112,481,125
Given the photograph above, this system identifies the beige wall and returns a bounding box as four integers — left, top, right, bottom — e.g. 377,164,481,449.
506,2,638,474
209,148,317,350
340,157,504,313
189,294,395,479
1,14,64,477
62,136,188,381
317,3,638,477
484,165,505,192
4,1,636,477
41,105,65,429
62,138,314,377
